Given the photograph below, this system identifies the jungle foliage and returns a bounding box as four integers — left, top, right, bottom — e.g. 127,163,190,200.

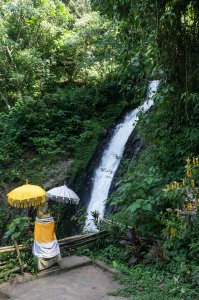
0,0,128,184
0,0,199,293
0,0,148,240
88,0,199,289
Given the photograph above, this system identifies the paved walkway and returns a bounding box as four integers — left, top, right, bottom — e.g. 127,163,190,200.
0,257,127,300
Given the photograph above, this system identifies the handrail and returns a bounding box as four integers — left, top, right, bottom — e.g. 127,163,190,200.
0,230,108,254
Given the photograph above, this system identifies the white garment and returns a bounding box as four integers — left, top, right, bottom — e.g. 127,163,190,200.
32,216,60,259
33,240,60,258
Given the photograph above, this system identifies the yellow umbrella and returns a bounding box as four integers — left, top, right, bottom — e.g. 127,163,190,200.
7,183,46,208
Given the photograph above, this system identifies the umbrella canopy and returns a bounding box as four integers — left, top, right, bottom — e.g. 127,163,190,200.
7,184,46,208
46,185,80,205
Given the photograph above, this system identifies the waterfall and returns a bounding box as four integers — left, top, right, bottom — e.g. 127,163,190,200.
84,80,159,231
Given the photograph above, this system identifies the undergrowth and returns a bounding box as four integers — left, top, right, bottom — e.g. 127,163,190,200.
111,264,198,300
76,242,199,300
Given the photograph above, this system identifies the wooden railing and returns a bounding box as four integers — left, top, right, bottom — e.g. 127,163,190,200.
0,230,108,254
0,230,109,279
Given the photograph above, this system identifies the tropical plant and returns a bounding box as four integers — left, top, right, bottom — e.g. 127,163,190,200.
159,157,199,283
4,217,31,242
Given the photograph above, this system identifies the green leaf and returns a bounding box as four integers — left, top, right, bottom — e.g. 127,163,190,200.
127,199,144,213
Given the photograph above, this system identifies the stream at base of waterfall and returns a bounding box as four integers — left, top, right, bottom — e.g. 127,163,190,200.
84,80,159,231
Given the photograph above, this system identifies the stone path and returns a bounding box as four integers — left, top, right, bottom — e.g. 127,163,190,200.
0,256,127,300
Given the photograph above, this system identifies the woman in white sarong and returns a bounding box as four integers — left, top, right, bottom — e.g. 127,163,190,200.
33,206,61,270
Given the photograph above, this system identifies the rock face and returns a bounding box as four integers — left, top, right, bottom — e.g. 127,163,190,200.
106,130,144,214
0,183,16,203
42,159,73,190
109,130,145,194
0,159,73,201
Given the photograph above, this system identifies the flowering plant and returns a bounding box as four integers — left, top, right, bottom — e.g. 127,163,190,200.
158,158,199,282
163,157,199,215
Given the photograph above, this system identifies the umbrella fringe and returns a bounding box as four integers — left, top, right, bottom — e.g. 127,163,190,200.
8,195,46,208
46,195,79,205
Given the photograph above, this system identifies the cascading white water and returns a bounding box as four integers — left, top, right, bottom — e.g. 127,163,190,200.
85,80,159,231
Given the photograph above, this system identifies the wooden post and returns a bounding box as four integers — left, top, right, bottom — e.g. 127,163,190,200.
55,212,60,233
14,240,24,274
